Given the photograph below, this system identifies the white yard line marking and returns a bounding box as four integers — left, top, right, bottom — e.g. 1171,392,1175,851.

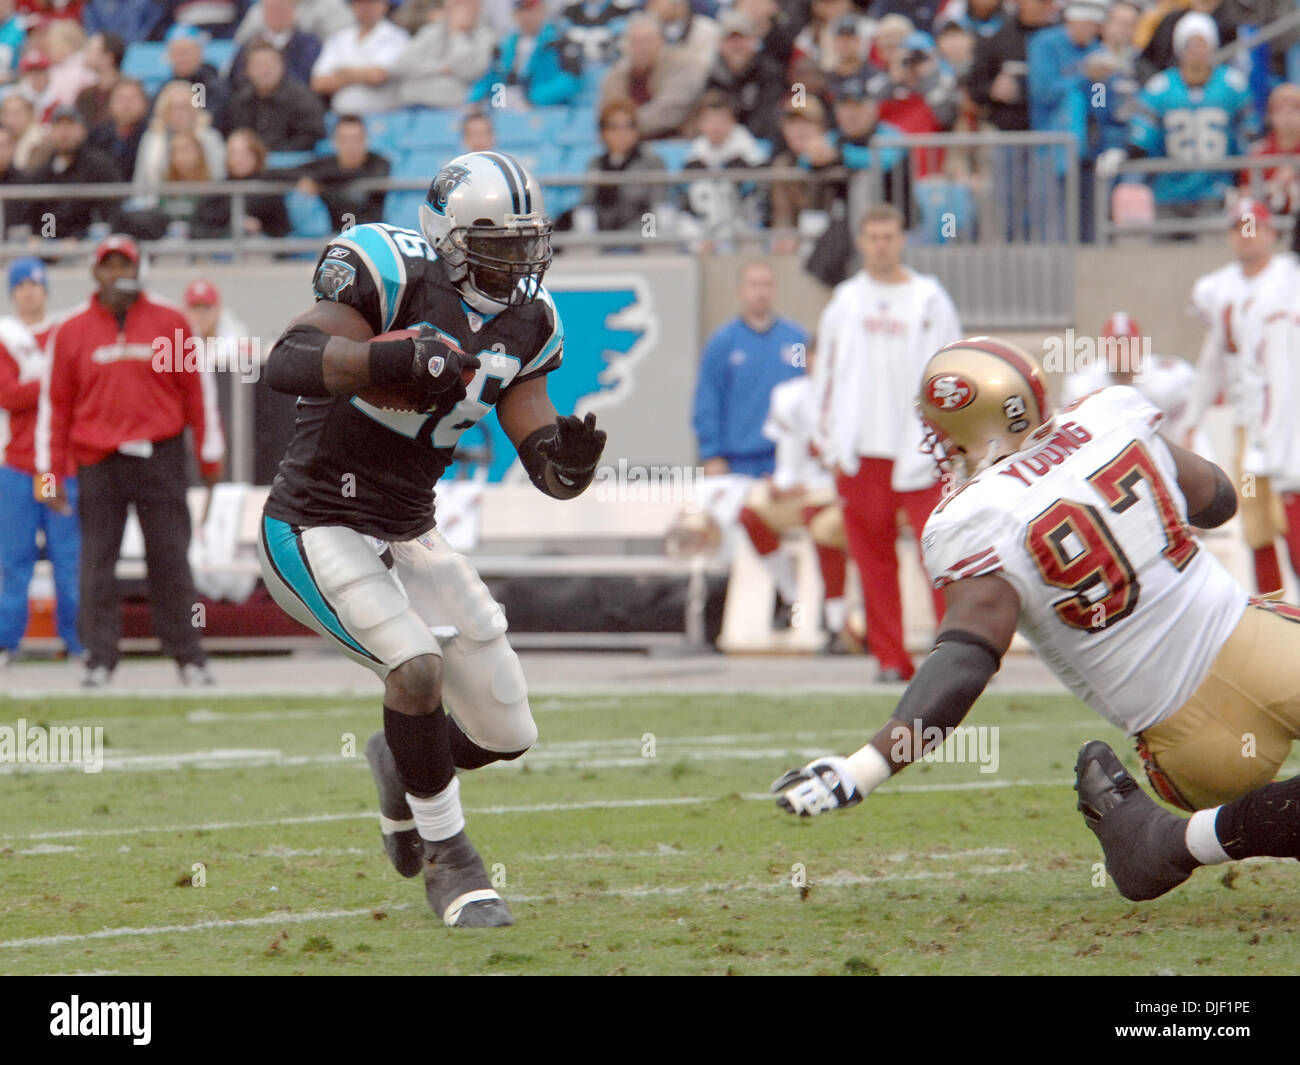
2,782,1075,844
0,864,1034,950
0,686,1076,701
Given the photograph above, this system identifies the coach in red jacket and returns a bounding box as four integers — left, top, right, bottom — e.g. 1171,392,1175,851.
37,235,225,688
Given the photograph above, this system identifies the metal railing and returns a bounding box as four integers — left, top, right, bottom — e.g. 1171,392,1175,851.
0,129,1084,262
1094,153,1300,243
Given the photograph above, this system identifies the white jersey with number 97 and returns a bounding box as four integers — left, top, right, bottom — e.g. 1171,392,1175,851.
921,386,1247,735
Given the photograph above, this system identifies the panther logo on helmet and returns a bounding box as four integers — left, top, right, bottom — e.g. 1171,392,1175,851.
428,163,472,216
419,152,553,312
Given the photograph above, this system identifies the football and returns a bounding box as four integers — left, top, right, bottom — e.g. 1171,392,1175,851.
353,329,477,412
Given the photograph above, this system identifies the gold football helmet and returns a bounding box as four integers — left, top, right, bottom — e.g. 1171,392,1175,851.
917,336,1053,482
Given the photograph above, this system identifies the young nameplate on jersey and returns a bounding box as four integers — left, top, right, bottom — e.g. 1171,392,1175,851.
772,337,1300,901
258,151,605,929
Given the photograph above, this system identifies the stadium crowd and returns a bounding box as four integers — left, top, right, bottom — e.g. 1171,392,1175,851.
0,0,1291,251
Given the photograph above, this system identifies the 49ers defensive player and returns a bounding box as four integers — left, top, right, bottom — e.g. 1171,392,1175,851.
772,336,1300,901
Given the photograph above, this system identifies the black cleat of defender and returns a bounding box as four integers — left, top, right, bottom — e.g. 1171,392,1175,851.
1074,740,1199,901
423,830,513,928
365,731,424,878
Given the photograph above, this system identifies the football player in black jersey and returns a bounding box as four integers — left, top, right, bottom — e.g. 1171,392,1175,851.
258,152,606,928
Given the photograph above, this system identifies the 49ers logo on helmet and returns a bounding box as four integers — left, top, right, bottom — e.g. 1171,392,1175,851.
926,374,976,411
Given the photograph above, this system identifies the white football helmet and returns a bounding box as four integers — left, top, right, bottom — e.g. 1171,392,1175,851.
419,151,553,313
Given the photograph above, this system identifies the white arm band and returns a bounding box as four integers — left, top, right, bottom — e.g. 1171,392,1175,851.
846,744,892,797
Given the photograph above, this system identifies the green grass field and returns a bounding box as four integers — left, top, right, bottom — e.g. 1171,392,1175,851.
1,688,1297,976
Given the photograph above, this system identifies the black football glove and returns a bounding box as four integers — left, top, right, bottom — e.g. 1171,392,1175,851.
539,412,606,488
409,327,480,413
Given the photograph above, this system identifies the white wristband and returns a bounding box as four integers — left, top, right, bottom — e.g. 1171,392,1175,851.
846,744,892,797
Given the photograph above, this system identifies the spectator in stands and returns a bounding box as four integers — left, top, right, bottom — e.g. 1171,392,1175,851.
870,31,959,150
968,0,1057,133
290,112,389,229
734,0,801,71
2,94,47,169
75,32,126,127
17,0,83,22
0,126,31,234
692,259,807,478
1088,0,1150,156
1141,0,1237,74
395,0,495,109
460,107,494,151
86,76,149,175
39,234,223,688
788,52,834,118
1027,0,1106,238
968,0,1058,239
868,14,914,71
935,18,977,79
792,0,854,71
165,25,229,124
223,41,326,149
868,0,942,34
831,77,905,176
235,0,355,48
702,10,786,145
1248,83,1300,221
680,89,768,245
0,257,82,668
311,0,409,114
600,13,708,139
468,0,582,110
195,126,291,236
134,79,226,195
159,0,254,40
1121,12,1257,221
154,129,212,234
46,21,96,111
935,0,1004,40
17,49,57,122
569,96,666,235
0,0,25,85
1028,2,1105,137
648,0,719,73
562,0,640,64
770,95,839,249
83,0,169,44
824,15,873,101
230,0,323,88
28,107,122,240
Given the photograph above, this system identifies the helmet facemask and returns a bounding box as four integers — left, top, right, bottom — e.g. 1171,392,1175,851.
461,220,553,307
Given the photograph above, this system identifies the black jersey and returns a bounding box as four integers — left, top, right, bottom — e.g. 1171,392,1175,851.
264,222,564,540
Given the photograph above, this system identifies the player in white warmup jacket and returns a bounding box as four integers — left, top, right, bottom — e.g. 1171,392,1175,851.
773,336,1300,902
1186,197,1298,594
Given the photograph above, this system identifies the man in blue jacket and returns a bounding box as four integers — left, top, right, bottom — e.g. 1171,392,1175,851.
469,0,583,109
692,261,807,477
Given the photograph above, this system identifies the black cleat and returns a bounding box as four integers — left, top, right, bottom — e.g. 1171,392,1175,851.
1074,740,1199,901
423,830,513,928
365,731,423,878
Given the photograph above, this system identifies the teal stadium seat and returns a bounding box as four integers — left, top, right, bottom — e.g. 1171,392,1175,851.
266,150,315,169
406,108,463,152
205,38,236,73
383,188,426,229
653,139,692,171
394,148,444,178
122,41,169,96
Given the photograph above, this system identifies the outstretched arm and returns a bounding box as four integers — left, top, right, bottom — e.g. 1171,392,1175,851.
773,574,1021,816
